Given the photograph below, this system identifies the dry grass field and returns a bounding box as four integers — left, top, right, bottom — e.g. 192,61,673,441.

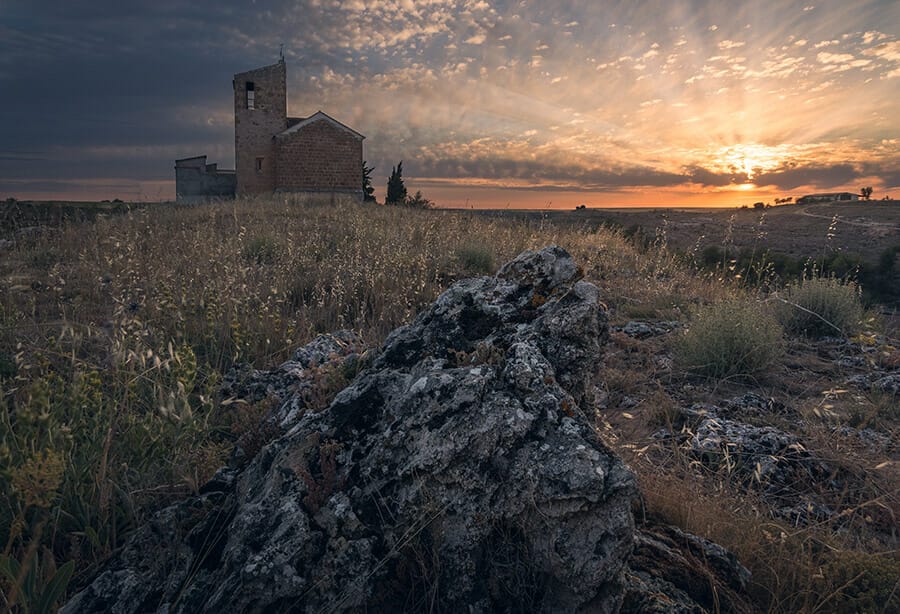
473,201,900,263
0,196,897,612
469,200,900,313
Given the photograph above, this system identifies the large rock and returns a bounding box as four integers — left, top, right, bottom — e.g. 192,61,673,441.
63,246,638,613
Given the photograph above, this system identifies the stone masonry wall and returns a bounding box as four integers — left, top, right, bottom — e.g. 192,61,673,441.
275,120,363,197
175,166,236,203
233,60,287,196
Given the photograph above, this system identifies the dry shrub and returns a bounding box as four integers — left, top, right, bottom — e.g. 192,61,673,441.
640,387,682,429
634,464,900,613
775,276,864,338
675,297,784,379
455,244,495,275
230,398,282,463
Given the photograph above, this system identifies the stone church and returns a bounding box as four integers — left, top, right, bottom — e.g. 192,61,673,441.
175,59,365,202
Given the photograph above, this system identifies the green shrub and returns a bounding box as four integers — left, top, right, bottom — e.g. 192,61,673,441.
812,551,900,612
775,276,863,338
456,245,495,275
402,191,434,209
676,297,783,379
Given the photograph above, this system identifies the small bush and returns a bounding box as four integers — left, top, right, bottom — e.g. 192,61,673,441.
456,245,495,275
775,276,863,338
676,297,783,379
403,191,434,209
811,551,900,612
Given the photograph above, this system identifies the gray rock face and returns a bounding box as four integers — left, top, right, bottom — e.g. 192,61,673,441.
614,320,679,339
672,400,836,525
623,524,754,614
221,330,366,416
848,373,900,395
63,246,638,613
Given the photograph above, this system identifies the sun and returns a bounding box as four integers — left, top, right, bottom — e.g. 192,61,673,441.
710,143,788,180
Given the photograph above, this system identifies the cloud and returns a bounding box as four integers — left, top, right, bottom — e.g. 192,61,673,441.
682,165,748,187
748,55,804,78
862,31,889,45
752,163,859,190
863,40,900,62
817,52,856,63
412,149,693,190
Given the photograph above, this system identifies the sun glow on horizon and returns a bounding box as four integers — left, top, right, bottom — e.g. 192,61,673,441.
709,143,793,180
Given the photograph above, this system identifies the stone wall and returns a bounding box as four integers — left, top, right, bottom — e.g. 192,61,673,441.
275,119,363,198
233,60,287,196
174,156,236,203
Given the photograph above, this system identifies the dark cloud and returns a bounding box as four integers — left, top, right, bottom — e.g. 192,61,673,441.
412,153,872,194
861,162,900,190
0,1,303,153
752,163,859,190
412,155,716,190
0,179,145,194
682,165,749,186
1,155,179,183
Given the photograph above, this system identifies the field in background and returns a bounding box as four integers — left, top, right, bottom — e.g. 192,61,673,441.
468,200,900,311
468,200,900,261
0,196,897,611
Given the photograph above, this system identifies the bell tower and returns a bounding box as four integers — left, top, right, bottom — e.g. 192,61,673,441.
233,59,287,195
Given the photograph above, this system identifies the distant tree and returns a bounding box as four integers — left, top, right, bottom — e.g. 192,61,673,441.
861,186,873,200
403,190,434,209
362,161,376,202
753,201,765,209
386,161,407,205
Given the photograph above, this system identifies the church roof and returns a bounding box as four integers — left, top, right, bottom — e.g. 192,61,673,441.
277,111,365,140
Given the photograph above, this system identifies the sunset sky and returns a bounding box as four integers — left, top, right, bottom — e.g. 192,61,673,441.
1,0,898,208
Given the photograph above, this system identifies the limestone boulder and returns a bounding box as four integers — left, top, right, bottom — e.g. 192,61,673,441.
63,246,638,613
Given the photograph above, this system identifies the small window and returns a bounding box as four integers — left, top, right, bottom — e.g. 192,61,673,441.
255,157,263,173
246,81,255,110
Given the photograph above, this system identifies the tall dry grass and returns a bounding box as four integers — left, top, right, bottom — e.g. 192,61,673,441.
1,195,891,611
0,195,725,609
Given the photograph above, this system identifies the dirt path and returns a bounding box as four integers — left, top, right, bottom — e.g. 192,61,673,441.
799,203,900,230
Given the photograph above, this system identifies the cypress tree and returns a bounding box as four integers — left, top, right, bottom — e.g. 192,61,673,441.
386,161,407,205
363,161,376,202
